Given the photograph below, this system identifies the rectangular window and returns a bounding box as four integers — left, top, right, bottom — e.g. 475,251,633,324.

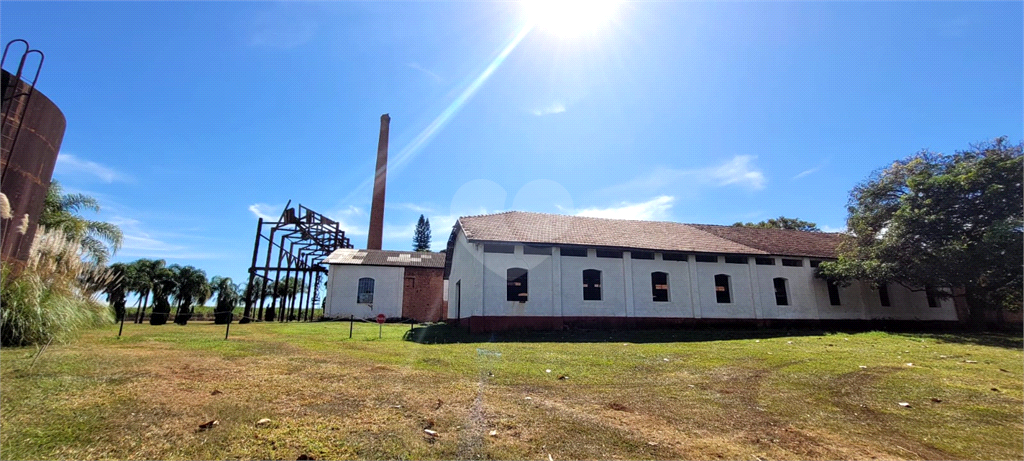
878,283,891,307
484,244,515,254
651,272,669,302
715,274,731,303
773,278,789,306
662,252,689,262
560,247,588,257
696,255,718,263
809,260,822,268
926,286,939,308
755,257,775,265
630,251,655,260
725,255,748,264
583,270,602,301
596,249,623,259
827,282,841,306
507,268,528,302
523,245,552,255
782,258,803,267
357,278,374,304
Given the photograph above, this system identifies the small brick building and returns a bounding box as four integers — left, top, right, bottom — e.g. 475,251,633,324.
323,249,446,322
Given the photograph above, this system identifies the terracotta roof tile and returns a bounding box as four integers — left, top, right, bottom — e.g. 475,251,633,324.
324,249,446,268
454,211,844,258
688,224,846,258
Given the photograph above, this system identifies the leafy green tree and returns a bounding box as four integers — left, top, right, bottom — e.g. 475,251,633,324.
732,216,821,232
210,276,240,324
413,214,431,251
38,180,123,264
171,265,211,325
816,138,1023,328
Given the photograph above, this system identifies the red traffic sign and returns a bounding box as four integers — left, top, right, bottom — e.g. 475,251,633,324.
376,314,386,324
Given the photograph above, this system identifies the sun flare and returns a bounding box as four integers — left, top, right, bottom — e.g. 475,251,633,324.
523,0,620,38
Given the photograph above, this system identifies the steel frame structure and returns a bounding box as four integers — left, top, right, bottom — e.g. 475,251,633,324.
242,202,352,323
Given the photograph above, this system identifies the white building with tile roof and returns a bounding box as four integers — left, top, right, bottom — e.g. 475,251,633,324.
443,211,958,332
323,249,446,322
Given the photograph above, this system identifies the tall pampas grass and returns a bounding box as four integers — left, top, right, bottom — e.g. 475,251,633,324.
1,227,115,347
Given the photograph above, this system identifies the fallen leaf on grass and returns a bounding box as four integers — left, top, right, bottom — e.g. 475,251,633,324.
931,398,942,403
905,363,914,367
424,429,438,437
991,388,1000,392
859,366,868,369
489,430,498,437
198,420,219,430
647,442,659,446
256,418,272,426
211,390,223,395
557,375,569,380
297,455,316,460
898,402,911,408
965,360,978,363
435,399,443,410
999,368,1009,373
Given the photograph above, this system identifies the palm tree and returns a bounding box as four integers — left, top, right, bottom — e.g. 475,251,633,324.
38,180,123,264
130,259,165,323
210,276,240,324
148,266,176,326
172,265,210,325
105,262,129,322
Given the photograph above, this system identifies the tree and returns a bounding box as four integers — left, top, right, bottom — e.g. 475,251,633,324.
38,180,123,264
816,138,1023,328
105,262,129,322
732,216,821,232
210,276,240,324
171,265,211,325
129,259,165,323
413,214,431,251
148,266,176,326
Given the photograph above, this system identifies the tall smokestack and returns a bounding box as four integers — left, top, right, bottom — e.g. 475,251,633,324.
367,113,390,250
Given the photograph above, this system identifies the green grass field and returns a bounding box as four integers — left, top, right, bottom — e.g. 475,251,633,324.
1,321,1021,460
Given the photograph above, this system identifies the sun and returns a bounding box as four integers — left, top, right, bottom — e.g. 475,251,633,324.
523,0,620,38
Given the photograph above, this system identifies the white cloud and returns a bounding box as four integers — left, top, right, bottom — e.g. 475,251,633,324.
407,63,442,83
793,165,822,180
326,205,368,236
54,154,132,183
820,224,848,234
248,203,283,221
575,196,675,221
532,102,566,116
111,215,224,260
391,202,434,213
710,155,766,189
599,156,767,199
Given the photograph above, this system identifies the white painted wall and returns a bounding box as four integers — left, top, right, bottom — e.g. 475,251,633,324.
445,228,959,322
325,265,405,320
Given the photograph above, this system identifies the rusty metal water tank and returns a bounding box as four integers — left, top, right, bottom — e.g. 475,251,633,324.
1,67,66,265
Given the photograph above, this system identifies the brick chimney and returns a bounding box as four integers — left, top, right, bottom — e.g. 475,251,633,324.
366,113,389,250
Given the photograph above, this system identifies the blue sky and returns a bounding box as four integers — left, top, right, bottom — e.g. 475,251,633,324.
3,1,1021,286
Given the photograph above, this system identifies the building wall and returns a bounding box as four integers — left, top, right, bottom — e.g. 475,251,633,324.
325,265,404,320
446,229,959,328
401,266,445,322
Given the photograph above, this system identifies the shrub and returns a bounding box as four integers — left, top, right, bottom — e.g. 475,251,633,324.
1,229,115,347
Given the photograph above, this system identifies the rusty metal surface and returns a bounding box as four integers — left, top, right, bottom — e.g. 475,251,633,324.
1,41,64,265
242,203,353,323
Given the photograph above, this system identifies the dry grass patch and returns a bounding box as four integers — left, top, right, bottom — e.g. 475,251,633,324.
1,323,1021,460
